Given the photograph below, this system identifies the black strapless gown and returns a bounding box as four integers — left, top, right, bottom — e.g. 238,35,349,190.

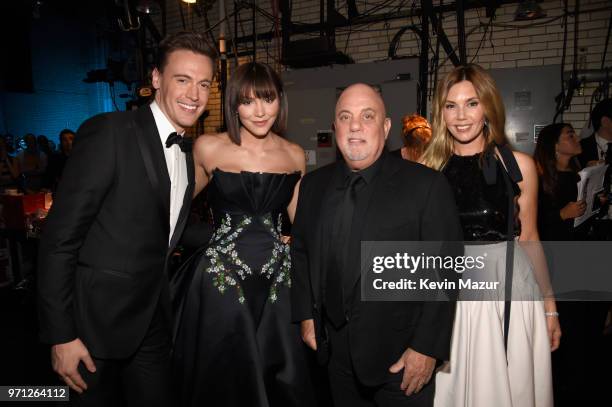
171,169,314,407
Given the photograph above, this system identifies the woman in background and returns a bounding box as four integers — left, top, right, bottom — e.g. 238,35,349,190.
534,123,586,240
421,64,560,407
534,123,608,406
392,113,432,162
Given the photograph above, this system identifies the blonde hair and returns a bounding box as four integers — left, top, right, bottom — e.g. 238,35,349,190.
420,64,509,170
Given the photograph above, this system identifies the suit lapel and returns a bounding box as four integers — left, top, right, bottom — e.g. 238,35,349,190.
315,163,344,304
588,135,599,160
133,106,171,234
169,151,195,250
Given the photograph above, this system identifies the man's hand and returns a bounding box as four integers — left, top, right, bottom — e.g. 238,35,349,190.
51,338,96,393
389,348,435,396
300,319,317,350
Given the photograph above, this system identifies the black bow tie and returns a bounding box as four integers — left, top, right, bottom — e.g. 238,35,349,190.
165,132,193,153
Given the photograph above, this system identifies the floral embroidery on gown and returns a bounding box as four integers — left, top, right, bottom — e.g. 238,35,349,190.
171,169,314,407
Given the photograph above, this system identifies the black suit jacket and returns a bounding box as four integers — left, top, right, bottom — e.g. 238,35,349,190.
291,153,463,386
578,134,599,168
37,106,195,359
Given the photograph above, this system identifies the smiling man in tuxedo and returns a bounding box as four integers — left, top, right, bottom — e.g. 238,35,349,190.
37,31,216,406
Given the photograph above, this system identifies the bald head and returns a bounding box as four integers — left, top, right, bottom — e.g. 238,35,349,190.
336,83,387,118
334,83,391,170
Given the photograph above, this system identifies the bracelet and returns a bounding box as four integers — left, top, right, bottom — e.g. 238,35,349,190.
544,311,559,317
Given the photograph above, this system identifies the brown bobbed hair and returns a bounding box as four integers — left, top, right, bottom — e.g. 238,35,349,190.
225,62,288,145
157,31,218,72
421,64,508,170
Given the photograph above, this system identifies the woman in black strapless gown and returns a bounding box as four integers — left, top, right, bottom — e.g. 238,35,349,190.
171,62,314,406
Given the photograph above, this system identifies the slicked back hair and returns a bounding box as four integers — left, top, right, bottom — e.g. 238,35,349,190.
156,31,217,73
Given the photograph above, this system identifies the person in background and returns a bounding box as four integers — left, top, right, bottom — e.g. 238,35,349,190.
46,129,75,190
534,123,587,241
37,135,52,156
533,122,610,406
578,98,612,168
0,136,20,190
17,133,47,192
391,113,432,162
577,98,612,240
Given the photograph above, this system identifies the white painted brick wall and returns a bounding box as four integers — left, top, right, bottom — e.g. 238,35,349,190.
157,0,611,134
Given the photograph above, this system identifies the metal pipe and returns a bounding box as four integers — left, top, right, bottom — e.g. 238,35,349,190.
565,68,612,83
420,0,431,117
456,0,466,65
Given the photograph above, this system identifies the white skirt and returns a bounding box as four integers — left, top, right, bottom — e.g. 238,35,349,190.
434,242,553,407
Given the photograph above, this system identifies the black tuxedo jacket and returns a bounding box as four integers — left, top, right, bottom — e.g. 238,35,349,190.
38,106,195,359
578,134,599,168
291,153,463,386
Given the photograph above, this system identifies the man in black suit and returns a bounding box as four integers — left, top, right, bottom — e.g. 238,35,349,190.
578,98,612,168
291,83,462,406
577,98,612,239
37,31,216,406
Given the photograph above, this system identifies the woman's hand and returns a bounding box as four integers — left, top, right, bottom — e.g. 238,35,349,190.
560,200,586,220
546,315,562,351
544,298,561,351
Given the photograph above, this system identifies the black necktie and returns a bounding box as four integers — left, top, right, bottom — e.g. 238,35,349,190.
325,172,363,328
165,132,193,153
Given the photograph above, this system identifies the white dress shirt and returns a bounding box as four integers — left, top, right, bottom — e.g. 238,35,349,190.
595,132,611,161
150,101,188,244
595,132,612,218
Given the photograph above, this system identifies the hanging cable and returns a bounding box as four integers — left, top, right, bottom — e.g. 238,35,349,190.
553,0,570,123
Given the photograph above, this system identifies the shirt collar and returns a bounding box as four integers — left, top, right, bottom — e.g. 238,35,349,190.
340,148,387,186
150,100,183,144
595,132,612,151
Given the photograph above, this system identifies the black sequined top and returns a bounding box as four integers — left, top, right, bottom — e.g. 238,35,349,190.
443,153,521,242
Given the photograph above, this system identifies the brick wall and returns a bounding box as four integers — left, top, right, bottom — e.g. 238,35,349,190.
159,0,611,135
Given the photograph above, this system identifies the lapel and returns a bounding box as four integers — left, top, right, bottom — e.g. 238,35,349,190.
314,163,344,303
133,106,171,235
589,134,600,159
358,153,402,241
345,153,403,293
169,151,195,250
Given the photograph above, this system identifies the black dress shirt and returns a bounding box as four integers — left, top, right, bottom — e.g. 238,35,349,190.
324,150,386,323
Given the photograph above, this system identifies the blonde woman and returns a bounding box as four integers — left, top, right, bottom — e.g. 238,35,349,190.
421,64,560,407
